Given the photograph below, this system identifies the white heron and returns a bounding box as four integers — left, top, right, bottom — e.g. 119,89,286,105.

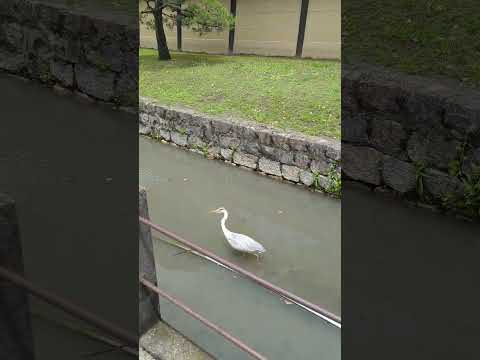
209,207,266,260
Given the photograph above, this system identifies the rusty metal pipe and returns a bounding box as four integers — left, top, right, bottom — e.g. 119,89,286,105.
139,217,341,326
0,266,138,347
140,276,268,360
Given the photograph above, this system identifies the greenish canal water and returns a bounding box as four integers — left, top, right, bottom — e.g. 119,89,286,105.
140,136,341,359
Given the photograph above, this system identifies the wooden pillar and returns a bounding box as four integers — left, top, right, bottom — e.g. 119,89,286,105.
138,188,160,335
228,0,237,54
0,194,35,360
176,8,182,51
296,0,310,57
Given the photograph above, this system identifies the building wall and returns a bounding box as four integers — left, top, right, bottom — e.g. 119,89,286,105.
139,0,341,60
303,0,341,59
234,0,301,57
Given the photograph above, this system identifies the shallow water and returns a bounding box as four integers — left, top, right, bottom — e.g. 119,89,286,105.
342,185,480,360
1,73,137,359
139,136,341,359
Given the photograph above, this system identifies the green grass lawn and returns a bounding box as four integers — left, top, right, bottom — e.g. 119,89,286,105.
343,0,480,86
140,49,340,139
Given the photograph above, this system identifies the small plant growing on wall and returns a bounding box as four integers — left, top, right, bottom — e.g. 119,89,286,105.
442,166,480,218
311,164,341,198
326,164,341,198
151,129,162,141
414,161,427,199
448,140,468,178
311,171,322,190
177,127,189,136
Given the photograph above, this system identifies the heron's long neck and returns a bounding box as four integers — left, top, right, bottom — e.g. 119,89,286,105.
220,211,231,236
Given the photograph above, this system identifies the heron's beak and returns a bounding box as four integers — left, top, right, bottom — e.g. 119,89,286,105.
209,209,217,214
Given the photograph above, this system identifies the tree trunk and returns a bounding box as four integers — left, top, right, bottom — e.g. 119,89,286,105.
154,0,171,60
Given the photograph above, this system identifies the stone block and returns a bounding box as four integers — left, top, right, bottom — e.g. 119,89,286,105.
50,60,73,87
260,145,276,159
0,50,24,71
258,157,282,177
299,170,314,187
170,132,188,147
115,72,137,106
75,64,115,101
242,141,262,157
1,22,23,48
233,152,257,169
85,43,123,72
51,36,82,63
220,148,234,161
357,73,403,112
219,136,240,149
213,119,233,134
326,142,341,161
288,135,309,152
370,117,407,156
139,125,151,135
423,168,464,199
316,174,330,190
281,165,301,182
139,113,150,127
275,149,294,165
159,130,171,141
188,135,205,148
382,156,416,193
444,93,480,135
293,152,311,169
203,121,214,140
407,132,460,170
53,84,72,96
309,137,333,158
342,113,368,143
242,127,258,143
342,144,383,185
271,132,290,151
462,148,480,177
310,156,330,175
257,129,273,146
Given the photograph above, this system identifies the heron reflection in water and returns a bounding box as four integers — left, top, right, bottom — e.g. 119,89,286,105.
209,207,266,261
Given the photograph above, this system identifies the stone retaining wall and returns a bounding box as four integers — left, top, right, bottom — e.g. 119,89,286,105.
343,64,480,219
0,0,138,106
140,97,341,194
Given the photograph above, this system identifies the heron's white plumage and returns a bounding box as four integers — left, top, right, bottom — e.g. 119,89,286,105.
211,207,266,259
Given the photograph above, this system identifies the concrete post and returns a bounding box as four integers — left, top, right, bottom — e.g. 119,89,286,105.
0,194,35,360
139,187,160,335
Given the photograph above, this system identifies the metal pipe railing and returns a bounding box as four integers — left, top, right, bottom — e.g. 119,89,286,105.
0,266,138,348
139,216,341,327
140,276,268,360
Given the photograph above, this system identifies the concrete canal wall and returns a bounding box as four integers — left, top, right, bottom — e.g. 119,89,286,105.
0,0,138,106
138,188,215,360
140,97,341,195
343,64,480,218
0,194,35,360
139,187,160,335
